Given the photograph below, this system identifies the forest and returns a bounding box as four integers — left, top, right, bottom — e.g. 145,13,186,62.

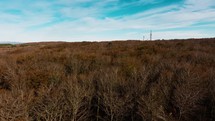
0,38,214,121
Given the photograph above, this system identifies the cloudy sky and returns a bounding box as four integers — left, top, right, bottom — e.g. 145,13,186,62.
0,0,215,42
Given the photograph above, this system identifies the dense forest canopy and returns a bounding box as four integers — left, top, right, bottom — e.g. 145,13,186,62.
0,38,214,121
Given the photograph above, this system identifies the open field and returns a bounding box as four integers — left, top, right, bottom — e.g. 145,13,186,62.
0,38,215,121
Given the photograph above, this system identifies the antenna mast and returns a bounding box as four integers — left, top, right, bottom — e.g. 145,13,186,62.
150,30,152,41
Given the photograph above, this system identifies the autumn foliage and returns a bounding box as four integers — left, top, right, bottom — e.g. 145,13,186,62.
0,38,214,121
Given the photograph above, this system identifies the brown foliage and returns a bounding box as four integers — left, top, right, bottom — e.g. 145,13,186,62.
0,38,214,121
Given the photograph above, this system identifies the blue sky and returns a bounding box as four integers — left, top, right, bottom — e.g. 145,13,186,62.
0,0,214,42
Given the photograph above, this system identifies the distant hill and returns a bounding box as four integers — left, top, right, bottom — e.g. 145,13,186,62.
0,41,20,45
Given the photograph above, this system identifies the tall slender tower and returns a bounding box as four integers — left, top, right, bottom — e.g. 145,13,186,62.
150,30,152,41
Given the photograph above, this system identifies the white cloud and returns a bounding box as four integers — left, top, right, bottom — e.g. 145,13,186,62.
152,31,212,40
0,0,214,42
184,0,215,10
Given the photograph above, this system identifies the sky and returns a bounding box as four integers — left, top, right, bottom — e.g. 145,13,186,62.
0,0,215,42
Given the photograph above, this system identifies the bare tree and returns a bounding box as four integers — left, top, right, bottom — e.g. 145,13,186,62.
64,74,94,121
98,68,132,121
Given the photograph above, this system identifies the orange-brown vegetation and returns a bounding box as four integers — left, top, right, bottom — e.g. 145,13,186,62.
0,38,214,121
